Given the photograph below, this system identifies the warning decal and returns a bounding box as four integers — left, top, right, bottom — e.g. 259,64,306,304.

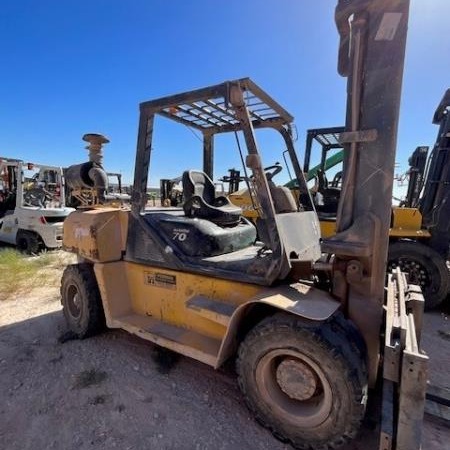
144,271,177,289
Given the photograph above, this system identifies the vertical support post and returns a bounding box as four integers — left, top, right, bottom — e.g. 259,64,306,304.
228,82,276,221
228,82,286,276
320,146,329,170
132,110,154,214
303,131,314,173
279,126,315,211
203,132,214,180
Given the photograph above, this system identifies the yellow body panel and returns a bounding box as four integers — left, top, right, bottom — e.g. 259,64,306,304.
65,208,340,367
63,207,129,262
319,207,431,239
93,260,340,367
228,189,259,219
319,219,337,238
95,261,263,341
389,207,430,238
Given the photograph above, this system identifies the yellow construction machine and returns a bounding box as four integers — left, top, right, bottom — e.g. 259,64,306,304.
230,96,450,310
298,94,450,311
61,1,427,449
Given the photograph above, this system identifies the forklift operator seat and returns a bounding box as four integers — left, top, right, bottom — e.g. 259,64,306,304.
182,170,242,226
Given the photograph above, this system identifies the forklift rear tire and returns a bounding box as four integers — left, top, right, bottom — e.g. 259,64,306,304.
61,264,105,338
388,241,449,310
236,313,367,450
16,230,41,254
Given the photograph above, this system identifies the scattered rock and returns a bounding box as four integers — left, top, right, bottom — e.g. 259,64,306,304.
115,404,126,413
89,395,107,405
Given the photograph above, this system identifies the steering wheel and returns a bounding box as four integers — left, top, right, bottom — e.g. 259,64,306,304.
263,163,283,181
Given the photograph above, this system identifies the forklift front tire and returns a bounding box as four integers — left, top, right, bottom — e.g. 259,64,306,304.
61,264,105,338
16,230,41,254
236,313,367,450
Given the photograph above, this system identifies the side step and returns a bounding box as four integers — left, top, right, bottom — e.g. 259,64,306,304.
186,296,237,327
110,313,221,367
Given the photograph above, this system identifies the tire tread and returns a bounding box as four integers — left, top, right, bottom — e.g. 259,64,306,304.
236,313,367,450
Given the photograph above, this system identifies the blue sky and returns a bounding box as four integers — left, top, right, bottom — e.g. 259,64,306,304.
1,0,449,192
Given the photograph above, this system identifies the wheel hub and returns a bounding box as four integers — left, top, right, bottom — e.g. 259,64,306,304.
276,358,317,401
389,259,429,288
67,286,82,319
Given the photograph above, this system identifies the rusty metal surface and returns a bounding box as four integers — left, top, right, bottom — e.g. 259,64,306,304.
63,208,129,262
383,268,428,450
322,0,411,387
139,77,293,134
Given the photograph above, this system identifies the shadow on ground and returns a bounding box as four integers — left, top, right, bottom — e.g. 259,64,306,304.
0,305,448,449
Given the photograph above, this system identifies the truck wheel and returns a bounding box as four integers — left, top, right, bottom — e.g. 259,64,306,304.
16,230,41,254
236,313,367,450
388,241,449,310
60,264,105,338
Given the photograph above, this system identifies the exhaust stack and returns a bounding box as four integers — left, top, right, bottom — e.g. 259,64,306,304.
65,133,110,206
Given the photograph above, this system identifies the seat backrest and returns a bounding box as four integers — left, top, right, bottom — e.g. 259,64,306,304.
270,186,298,214
182,170,216,204
182,170,242,226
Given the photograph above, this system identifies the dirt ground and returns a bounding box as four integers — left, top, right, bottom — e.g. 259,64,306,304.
0,255,449,450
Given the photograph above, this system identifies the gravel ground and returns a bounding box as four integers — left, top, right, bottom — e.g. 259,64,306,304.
0,269,448,450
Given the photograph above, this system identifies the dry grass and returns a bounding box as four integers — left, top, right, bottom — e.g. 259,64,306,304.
0,249,76,301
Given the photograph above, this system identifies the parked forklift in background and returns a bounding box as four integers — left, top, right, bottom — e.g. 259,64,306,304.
105,172,131,203
301,88,450,309
0,158,74,253
61,1,427,449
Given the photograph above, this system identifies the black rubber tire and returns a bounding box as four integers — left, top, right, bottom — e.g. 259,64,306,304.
388,241,449,310
60,264,105,338
236,313,367,450
16,230,41,254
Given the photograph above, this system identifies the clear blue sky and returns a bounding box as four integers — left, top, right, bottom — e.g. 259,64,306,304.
1,0,448,191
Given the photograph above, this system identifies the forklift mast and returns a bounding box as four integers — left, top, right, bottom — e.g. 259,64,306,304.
403,146,428,208
419,89,450,257
323,0,410,382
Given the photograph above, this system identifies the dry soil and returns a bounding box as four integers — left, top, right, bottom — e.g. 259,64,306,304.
0,254,448,450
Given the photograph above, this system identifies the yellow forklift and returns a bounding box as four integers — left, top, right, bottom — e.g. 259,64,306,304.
300,88,450,310
61,1,427,448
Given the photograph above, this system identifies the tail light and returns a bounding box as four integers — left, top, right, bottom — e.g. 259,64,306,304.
39,216,47,224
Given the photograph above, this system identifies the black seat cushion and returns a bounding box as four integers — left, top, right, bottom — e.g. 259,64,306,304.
144,212,256,257
182,170,242,226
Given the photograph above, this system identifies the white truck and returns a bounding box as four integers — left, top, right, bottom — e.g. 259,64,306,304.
0,158,75,253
